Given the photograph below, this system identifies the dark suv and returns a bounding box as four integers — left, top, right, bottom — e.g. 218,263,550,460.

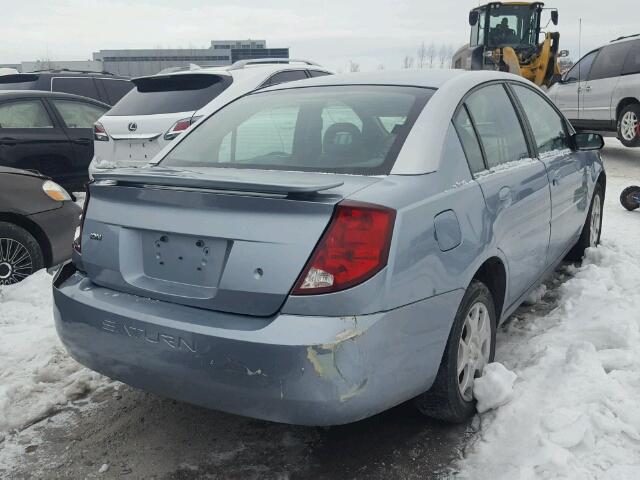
0,91,109,190
0,70,133,106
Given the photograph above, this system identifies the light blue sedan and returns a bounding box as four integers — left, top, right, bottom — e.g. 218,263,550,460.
53,70,605,425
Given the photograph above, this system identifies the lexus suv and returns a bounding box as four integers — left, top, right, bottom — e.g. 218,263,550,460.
548,34,640,146
89,59,332,177
54,70,605,426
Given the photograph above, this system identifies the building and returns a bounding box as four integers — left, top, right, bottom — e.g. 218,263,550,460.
93,39,289,77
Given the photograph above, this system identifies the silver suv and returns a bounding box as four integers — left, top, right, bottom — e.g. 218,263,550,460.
548,34,640,146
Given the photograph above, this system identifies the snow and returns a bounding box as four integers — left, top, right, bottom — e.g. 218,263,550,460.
473,363,517,414
457,172,640,478
0,271,106,435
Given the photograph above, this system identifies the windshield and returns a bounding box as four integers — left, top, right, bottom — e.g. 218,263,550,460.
161,85,433,176
485,4,540,48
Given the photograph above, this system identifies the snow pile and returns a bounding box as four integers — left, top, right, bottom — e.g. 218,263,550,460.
473,363,517,414
0,271,105,434
457,181,640,478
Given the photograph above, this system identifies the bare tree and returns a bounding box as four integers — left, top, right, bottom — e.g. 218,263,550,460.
446,45,455,68
427,42,437,68
416,42,427,69
439,44,449,68
402,55,414,69
349,60,360,72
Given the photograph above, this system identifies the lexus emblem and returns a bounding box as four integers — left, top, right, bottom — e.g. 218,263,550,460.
128,122,138,132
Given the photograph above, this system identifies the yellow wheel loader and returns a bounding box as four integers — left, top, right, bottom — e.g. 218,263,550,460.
452,2,568,88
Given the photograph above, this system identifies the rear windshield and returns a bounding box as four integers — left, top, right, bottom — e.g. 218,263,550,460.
107,74,232,116
0,74,39,90
161,85,433,175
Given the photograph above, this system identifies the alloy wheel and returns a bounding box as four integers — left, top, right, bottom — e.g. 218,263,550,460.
457,301,492,402
0,238,34,285
621,111,639,141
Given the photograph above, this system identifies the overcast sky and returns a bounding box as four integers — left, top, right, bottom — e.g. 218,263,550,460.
1,0,638,71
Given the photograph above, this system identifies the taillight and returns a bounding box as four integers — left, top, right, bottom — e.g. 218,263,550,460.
164,116,202,140
292,201,396,295
73,183,91,254
94,122,109,141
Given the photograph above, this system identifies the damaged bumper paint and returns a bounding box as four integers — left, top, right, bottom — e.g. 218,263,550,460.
53,265,463,426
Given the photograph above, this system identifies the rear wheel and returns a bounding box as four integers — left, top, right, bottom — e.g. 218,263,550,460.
415,280,496,423
620,186,640,211
566,184,603,261
0,222,44,285
617,104,640,147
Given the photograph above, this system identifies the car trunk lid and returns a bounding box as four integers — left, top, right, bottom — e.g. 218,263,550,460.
80,167,381,316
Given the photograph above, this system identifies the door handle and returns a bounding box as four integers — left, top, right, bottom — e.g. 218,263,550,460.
498,186,512,203
585,85,592,92
577,86,582,93
0,137,17,146
73,138,91,145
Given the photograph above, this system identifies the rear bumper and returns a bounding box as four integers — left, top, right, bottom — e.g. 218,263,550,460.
29,201,81,267
53,264,462,426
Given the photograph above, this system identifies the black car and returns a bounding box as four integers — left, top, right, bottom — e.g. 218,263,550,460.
0,91,109,191
0,70,133,106
0,167,80,285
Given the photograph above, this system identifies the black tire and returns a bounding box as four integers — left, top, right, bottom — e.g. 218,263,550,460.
617,104,640,147
0,222,44,285
620,186,640,211
566,184,604,261
415,280,496,423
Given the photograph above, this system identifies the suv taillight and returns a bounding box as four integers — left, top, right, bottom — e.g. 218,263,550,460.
72,184,91,254
94,122,109,141
164,116,202,140
292,201,396,295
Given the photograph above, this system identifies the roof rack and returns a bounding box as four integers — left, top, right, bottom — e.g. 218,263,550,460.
228,58,320,71
27,68,116,75
610,33,640,42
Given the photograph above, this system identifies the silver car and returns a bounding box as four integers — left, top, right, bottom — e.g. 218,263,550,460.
548,34,640,146
54,70,605,426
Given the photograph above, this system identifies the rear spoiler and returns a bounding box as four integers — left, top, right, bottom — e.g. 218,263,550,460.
93,168,344,195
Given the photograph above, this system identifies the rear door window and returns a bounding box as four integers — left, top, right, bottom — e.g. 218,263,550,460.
162,85,433,175
51,77,100,101
588,42,630,80
464,84,530,168
99,79,134,105
50,99,108,128
0,99,53,128
453,107,486,174
107,74,232,116
622,39,640,75
511,84,570,155
263,70,308,87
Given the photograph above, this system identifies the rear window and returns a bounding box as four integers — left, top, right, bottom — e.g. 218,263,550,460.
51,77,100,101
0,74,39,90
161,85,433,175
99,79,134,105
107,74,232,116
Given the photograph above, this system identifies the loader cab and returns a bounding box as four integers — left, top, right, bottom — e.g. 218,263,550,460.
469,2,550,51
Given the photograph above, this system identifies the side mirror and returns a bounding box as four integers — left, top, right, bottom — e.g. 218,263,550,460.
551,10,558,25
559,49,569,57
573,132,604,151
469,10,479,26
550,74,563,85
